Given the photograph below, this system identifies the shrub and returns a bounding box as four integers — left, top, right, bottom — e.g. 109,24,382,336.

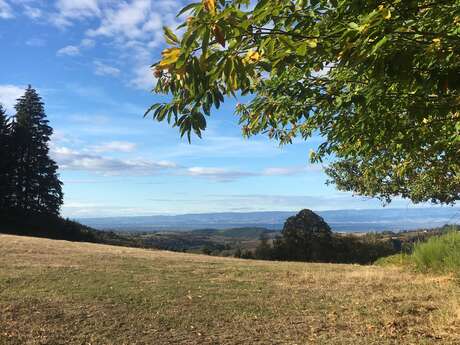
412,231,460,275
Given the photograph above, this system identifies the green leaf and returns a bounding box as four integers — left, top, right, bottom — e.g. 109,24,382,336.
163,26,179,44
177,2,200,17
370,35,389,55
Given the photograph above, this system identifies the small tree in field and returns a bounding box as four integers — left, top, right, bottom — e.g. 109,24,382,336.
274,209,333,262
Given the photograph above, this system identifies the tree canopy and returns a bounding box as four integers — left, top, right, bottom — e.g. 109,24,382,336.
148,0,460,204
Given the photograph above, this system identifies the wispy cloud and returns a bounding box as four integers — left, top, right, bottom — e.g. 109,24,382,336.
7,0,185,89
83,0,184,89
23,5,42,19
129,64,155,89
263,165,322,176
57,38,96,57
52,0,101,27
90,141,137,153
68,114,110,125
196,193,386,212
52,145,177,175
186,167,257,181
57,45,80,56
94,60,120,77
0,84,24,111
0,0,13,19
50,139,318,181
86,0,153,40
184,164,320,182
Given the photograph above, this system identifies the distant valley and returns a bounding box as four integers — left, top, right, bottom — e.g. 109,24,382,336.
78,207,460,233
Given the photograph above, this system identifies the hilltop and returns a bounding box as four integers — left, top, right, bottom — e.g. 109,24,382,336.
1,234,459,344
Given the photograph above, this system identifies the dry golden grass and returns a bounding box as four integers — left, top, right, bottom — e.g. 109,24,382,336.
1,234,459,344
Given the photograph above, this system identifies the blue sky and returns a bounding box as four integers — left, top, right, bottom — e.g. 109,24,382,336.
0,0,448,217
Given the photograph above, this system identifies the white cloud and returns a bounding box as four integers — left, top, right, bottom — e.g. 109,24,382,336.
57,38,95,57
90,141,137,153
129,64,155,89
0,84,24,111
186,167,256,181
0,0,13,19
23,5,42,19
84,0,184,89
52,0,101,27
22,0,184,89
87,0,153,40
94,61,120,77
57,45,80,56
52,145,177,175
184,164,322,182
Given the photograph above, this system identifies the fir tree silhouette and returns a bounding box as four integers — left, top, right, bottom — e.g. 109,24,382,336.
9,86,63,215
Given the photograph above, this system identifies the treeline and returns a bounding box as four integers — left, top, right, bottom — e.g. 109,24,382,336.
246,232,397,264
0,86,63,215
235,210,458,264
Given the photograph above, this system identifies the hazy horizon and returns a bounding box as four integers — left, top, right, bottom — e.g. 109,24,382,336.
74,205,460,220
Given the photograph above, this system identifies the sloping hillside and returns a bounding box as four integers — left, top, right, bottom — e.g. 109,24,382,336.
0,235,459,345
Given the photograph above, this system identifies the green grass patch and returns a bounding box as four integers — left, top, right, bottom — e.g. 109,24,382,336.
374,253,412,268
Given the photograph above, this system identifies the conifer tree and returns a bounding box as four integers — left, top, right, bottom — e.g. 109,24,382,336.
11,86,63,215
0,104,12,209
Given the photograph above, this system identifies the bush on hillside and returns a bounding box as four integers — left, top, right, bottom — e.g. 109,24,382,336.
412,230,460,274
331,233,397,264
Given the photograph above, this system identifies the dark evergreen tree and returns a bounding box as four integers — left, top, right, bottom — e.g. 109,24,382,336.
10,86,63,215
0,104,12,209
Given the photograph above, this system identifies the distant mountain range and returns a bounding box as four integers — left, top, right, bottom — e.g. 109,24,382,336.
77,207,460,233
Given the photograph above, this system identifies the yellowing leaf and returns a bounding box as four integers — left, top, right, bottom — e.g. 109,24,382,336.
379,6,391,20
157,48,181,70
203,0,216,15
162,48,180,62
383,9,391,19
306,38,318,48
244,50,261,63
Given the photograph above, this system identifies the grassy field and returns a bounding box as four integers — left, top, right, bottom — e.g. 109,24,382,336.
1,235,459,344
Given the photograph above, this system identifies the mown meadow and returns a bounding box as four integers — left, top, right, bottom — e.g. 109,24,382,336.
1,234,459,345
